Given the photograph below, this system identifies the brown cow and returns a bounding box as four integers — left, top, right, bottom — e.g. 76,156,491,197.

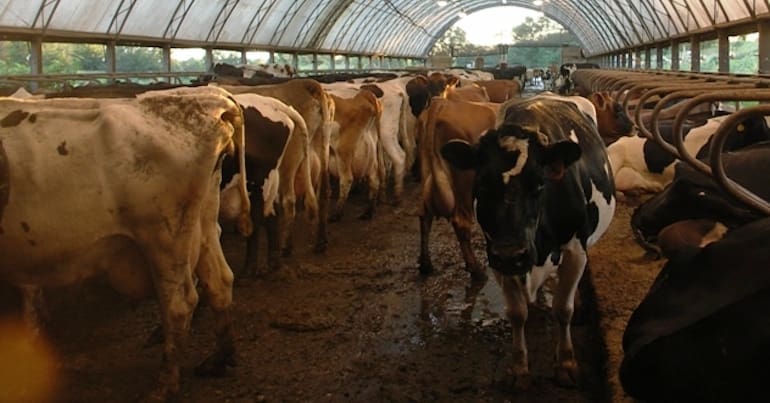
475,79,522,103
323,86,383,221
417,96,500,280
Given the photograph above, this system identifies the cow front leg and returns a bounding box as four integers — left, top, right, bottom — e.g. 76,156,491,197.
418,213,434,275
497,273,531,389
551,240,587,387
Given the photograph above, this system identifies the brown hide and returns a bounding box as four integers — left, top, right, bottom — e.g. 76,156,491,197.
405,75,433,118
445,84,490,102
241,106,291,195
44,82,192,98
475,79,522,103
417,97,498,279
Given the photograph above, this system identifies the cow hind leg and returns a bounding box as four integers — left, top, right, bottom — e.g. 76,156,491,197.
193,233,236,378
144,241,200,402
265,214,284,272
451,218,487,281
551,240,587,387
331,168,353,222
359,166,380,220
242,226,261,278
418,213,434,275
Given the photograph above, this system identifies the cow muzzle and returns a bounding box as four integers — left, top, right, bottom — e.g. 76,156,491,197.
487,242,533,276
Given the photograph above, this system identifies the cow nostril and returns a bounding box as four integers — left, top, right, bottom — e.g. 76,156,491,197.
490,243,527,259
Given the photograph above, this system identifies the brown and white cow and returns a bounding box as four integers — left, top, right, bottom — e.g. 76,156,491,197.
220,93,318,274
322,84,383,221
0,86,250,401
220,79,334,253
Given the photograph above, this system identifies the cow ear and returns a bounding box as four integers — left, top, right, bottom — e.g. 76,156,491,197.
590,92,606,109
542,140,581,180
441,139,476,170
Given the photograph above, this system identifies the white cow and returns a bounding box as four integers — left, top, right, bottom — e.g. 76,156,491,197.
0,86,250,401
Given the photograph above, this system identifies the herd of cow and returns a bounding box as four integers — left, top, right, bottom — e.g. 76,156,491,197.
0,63,768,401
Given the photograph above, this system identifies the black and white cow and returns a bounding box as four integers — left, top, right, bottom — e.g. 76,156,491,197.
621,215,770,401
631,141,770,254
609,112,770,193
441,97,615,386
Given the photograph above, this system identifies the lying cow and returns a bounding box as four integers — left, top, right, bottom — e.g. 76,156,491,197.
441,96,615,387
631,142,770,254
0,86,250,401
621,216,770,401
609,113,770,193
587,91,634,145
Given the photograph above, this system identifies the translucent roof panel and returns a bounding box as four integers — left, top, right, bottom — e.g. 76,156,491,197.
0,0,766,58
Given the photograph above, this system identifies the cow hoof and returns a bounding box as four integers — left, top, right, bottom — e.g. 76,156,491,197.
143,325,164,347
314,240,328,254
418,262,434,276
554,363,579,388
358,210,374,220
468,268,488,283
141,387,171,403
282,245,293,257
511,373,533,391
194,351,236,378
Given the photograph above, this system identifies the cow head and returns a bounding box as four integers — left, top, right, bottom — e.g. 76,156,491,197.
441,124,581,275
631,161,758,252
589,92,634,145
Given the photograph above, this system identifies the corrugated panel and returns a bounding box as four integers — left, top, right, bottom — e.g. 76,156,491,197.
0,1,44,28
0,0,767,58
46,1,115,34
119,1,179,39
172,1,222,42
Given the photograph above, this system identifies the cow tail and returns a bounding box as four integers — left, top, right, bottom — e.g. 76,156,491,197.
223,98,253,237
286,105,318,222
397,92,416,173
424,99,455,215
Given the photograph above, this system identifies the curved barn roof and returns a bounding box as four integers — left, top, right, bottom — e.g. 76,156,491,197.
0,0,765,57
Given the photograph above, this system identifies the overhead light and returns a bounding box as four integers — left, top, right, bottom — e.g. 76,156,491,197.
502,0,507,3
458,10,468,18
437,0,447,6
533,0,543,5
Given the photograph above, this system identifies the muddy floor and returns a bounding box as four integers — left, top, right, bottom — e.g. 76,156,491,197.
2,175,667,403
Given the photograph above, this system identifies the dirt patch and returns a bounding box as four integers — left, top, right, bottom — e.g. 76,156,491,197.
7,180,664,403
